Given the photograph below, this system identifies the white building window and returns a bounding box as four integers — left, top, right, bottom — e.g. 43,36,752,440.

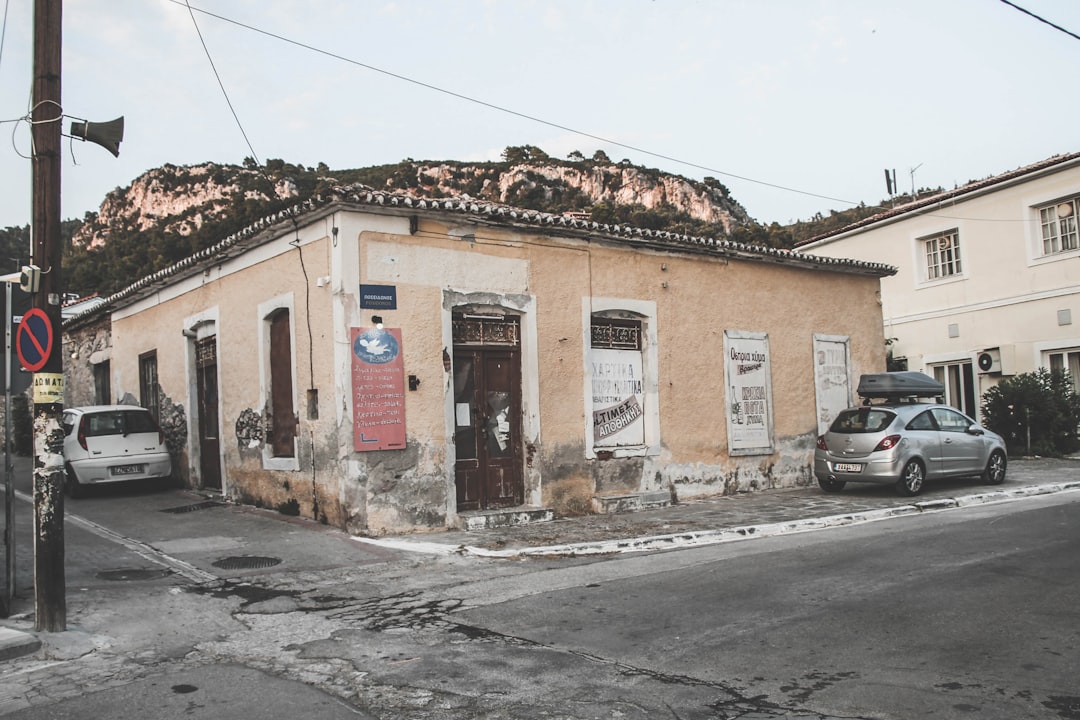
1039,197,1079,256
931,361,976,417
923,229,961,281
1048,348,1080,393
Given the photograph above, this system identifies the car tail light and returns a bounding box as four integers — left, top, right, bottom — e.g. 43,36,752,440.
816,435,828,450
874,434,902,451
77,416,89,451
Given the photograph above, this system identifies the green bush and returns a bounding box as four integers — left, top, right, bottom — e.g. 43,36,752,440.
981,369,1080,456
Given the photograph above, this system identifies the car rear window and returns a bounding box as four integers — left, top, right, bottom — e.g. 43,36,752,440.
83,410,158,437
829,408,896,433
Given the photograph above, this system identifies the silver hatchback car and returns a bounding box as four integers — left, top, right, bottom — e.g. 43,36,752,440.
815,402,1008,496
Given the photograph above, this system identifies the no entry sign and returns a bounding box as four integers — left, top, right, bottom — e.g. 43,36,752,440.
16,307,53,372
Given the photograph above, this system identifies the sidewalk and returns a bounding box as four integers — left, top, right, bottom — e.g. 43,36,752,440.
357,455,1080,557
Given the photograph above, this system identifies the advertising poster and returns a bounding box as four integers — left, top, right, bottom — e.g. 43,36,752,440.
351,327,406,451
724,330,774,455
591,347,645,446
813,334,851,435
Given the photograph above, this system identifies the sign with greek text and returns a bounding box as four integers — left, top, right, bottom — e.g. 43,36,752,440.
724,330,774,455
359,284,397,310
591,348,645,446
351,327,406,451
32,373,64,404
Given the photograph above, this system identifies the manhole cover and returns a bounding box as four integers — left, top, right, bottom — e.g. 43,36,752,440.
212,556,282,570
161,501,223,514
96,568,173,581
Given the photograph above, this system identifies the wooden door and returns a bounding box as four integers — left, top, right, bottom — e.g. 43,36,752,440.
453,348,523,511
196,336,222,490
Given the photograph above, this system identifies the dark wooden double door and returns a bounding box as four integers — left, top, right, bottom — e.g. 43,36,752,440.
453,348,523,511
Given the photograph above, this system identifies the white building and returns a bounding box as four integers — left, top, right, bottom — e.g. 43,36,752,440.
797,152,1080,419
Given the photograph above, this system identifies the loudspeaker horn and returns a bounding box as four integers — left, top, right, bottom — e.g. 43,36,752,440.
69,116,124,157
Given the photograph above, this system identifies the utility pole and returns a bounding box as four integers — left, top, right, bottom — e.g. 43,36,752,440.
31,0,65,633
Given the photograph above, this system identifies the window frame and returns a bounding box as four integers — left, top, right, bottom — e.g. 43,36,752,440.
258,295,300,471
138,350,159,422
583,299,660,460
921,228,963,282
1038,196,1080,256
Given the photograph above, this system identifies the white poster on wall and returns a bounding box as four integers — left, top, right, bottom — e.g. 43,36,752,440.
813,334,851,436
591,347,645,447
724,330,775,455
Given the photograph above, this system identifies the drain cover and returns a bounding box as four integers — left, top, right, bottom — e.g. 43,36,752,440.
161,501,223,514
97,568,173,581
212,556,282,570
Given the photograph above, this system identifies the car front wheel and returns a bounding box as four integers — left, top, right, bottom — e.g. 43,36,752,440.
982,450,1007,485
895,459,925,496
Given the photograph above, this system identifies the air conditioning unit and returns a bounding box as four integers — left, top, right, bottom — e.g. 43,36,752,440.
976,346,1016,375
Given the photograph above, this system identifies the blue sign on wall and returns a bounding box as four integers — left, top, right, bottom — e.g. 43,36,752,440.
359,284,397,310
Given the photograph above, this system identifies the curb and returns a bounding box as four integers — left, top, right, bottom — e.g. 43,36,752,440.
0,626,41,662
354,482,1080,559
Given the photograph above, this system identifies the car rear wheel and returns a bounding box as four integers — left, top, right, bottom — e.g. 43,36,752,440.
818,477,846,493
982,450,1007,485
64,464,86,499
895,459,925,496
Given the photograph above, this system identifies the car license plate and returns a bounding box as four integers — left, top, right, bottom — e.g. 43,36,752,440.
834,463,862,473
111,464,145,476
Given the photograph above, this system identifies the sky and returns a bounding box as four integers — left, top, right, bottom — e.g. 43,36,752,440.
2,0,1079,233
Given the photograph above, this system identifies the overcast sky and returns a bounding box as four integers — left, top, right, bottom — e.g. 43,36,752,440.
2,0,1079,234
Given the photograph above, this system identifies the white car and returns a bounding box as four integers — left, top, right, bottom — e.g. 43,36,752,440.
62,405,172,497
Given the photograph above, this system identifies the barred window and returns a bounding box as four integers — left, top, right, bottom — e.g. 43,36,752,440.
924,230,961,280
590,318,642,350
1039,197,1079,255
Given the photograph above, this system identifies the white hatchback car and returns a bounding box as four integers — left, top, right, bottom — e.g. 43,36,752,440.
62,405,172,497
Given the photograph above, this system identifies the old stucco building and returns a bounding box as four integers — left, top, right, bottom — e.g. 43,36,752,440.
63,189,894,535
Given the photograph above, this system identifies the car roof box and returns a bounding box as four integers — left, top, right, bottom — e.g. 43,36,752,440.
857,371,945,400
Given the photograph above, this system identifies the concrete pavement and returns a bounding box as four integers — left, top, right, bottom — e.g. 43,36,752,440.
3,454,1080,666
360,455,1080,557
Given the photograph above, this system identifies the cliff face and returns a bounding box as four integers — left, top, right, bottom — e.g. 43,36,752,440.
73,163,300,249
72,157,751,250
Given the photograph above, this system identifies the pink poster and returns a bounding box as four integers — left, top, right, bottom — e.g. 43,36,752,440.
351,327,406,451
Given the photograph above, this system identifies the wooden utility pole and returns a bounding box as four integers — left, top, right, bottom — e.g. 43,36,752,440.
31,0,65,633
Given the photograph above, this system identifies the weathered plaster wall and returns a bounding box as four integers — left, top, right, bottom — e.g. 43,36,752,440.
110,233,342,523
353,216,886,527
64,314,111,407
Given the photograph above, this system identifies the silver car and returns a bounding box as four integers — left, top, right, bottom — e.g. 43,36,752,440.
815,403,1007,496
62,405,173,497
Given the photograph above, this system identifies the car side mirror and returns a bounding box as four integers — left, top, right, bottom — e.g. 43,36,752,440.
966,424,984,436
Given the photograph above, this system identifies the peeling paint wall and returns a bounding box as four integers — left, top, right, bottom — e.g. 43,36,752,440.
63,314,111,407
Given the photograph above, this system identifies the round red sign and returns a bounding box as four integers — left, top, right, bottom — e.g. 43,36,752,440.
16,307,53,372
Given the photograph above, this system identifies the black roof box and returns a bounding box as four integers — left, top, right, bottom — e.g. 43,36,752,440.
857,371,945,400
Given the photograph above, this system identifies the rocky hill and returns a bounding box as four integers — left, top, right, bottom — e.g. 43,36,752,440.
65,148,769,296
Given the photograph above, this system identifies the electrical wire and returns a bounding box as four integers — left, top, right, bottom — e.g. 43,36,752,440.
0,0,10,71
999,0,1080,42
183,0,261,168
168,0,861,210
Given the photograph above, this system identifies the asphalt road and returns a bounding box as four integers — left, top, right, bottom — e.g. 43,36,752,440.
3,460,1079,719
449,493,1080,719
